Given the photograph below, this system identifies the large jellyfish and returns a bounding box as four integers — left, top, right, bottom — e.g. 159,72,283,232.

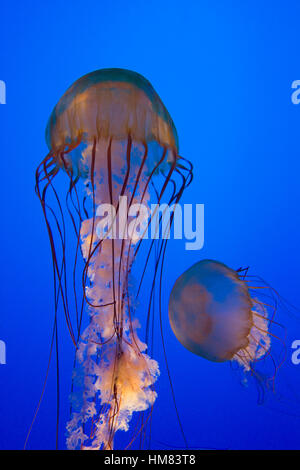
169,259,276,373
34,69,192,450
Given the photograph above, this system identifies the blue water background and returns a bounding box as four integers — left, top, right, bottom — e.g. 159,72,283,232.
0,0,300,450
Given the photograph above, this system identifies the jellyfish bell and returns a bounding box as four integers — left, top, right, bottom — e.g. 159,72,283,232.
45,68,179,178
34,68,192,450
169,259,271,371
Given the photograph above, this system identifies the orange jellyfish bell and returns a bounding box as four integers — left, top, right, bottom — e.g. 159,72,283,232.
45,68,179,177
169,259,271,370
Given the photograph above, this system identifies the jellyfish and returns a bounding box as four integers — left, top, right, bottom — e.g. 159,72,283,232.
34,69,192,450
169,259,285,380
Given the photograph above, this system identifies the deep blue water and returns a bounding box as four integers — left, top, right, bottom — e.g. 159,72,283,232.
1,0,300,450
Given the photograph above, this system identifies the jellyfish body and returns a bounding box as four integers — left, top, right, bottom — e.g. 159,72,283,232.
35,69,192,449
169,259,271,370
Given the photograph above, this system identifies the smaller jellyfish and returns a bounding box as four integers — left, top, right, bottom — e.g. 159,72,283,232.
168,259,272,372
